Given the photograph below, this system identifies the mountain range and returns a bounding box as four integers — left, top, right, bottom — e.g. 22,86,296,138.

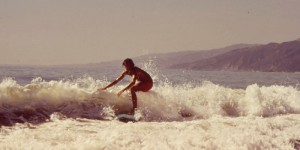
88,38,300,72
171,39,300,72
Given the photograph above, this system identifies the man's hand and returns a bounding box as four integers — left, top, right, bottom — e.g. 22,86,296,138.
98,87,106,92
117,90,124,97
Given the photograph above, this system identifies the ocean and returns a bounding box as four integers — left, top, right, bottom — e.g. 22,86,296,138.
0,61,300,150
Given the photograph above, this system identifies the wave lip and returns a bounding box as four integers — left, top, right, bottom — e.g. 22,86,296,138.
1,77,300,126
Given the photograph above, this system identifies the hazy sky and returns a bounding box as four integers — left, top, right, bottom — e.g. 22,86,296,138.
1,0,300,65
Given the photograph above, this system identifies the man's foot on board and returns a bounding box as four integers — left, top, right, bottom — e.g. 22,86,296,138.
127,112,134,115
128,108,137,115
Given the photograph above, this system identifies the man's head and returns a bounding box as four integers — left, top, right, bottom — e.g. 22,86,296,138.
122,58,135,69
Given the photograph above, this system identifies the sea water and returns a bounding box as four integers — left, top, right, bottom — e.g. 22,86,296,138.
0,61,300,150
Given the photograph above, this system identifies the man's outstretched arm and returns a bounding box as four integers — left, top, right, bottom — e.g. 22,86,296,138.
99,71,126,91
117,75,137,96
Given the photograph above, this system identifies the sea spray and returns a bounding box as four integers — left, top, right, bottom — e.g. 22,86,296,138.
240,84,300,117
1,65,300,149
1,76,300,126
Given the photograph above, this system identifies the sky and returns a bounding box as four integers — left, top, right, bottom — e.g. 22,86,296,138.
0,0,300,65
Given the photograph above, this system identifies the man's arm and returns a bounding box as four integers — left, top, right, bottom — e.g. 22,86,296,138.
99,71,126,91
117,75,137,96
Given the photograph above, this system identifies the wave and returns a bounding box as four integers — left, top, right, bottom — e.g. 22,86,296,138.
0,76,300,126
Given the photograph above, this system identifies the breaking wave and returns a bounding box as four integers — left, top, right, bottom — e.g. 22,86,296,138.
0,75,300,126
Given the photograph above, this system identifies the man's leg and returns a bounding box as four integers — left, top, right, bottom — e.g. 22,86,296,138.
129,82,152,114
130,89,137,114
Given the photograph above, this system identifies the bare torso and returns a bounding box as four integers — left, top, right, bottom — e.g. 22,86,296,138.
126,67,153,83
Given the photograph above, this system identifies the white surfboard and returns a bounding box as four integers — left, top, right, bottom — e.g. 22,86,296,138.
116,114,136,122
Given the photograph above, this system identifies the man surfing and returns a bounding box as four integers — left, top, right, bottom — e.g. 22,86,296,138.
99,58,153,115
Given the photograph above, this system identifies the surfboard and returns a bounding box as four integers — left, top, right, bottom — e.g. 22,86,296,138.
116,114,137,122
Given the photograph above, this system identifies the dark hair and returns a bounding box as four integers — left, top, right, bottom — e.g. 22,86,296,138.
122,58,135,68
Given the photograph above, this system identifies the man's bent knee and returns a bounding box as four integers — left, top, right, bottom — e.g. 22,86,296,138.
130,86,138,92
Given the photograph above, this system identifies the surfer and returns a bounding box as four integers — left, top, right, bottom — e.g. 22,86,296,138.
99,58,153,114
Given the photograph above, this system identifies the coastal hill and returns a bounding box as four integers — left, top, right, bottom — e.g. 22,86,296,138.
81,39,299,72
171,39,300,72
132,44,256,68
83,44,256,69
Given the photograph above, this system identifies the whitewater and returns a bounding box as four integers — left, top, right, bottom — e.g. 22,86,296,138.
0,62,300,149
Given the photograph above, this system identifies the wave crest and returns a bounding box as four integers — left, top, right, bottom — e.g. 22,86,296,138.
0,77,300,126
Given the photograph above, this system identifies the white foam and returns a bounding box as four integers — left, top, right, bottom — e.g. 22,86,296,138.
0,77,300,123
0,114,299,149
1,64,300,149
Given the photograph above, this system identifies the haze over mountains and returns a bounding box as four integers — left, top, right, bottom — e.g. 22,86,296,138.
171,39,300,72
133,44,258,69
85,38,300,72
82,43,257,69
